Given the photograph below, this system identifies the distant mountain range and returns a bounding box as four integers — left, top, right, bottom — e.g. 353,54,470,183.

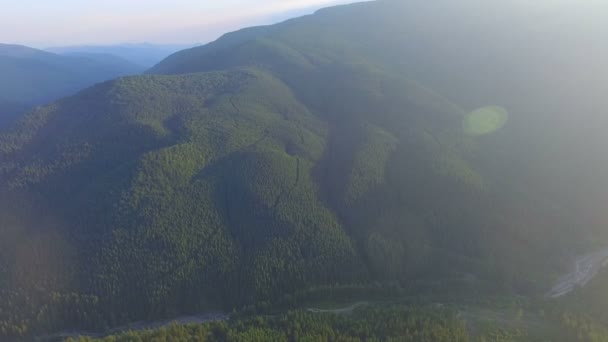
47,43,198,68
0,44,143,127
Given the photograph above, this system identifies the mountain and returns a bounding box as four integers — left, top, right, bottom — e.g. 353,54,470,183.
47,43,197,68
1,0,607,339
60,52,146,70
0,44,143,128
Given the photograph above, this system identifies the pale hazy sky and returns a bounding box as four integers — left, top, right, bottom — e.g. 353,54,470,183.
0,0,357,48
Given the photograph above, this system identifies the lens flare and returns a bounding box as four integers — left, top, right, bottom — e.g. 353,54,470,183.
463,106,508,136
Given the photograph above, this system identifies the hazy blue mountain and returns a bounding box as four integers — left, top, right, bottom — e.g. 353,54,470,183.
61,51,146,70
47,43,198,68
0,43,143,128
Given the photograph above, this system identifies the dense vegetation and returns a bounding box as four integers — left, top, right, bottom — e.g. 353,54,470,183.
541,269,608,341
63,301,608,342
65,294,608,342
67,306,468,342
0,44,142,127
1,0,607,339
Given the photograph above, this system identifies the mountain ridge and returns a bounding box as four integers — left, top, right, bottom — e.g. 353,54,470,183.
0,43,143,128
48,43,197,68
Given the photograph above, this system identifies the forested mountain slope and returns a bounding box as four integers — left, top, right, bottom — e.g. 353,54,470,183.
0,0,606,339
152,0,608,228
0,44,142,127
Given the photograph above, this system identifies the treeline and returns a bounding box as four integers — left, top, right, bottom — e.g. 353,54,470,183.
0,288,105,340
68,306,470,342
557,311,608,342
542,269,608,341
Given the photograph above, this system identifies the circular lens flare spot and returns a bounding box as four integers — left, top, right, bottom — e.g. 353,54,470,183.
463,106,508,136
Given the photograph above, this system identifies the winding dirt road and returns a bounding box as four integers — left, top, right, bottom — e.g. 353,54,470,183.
307,301,370,314
546,247,608,298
